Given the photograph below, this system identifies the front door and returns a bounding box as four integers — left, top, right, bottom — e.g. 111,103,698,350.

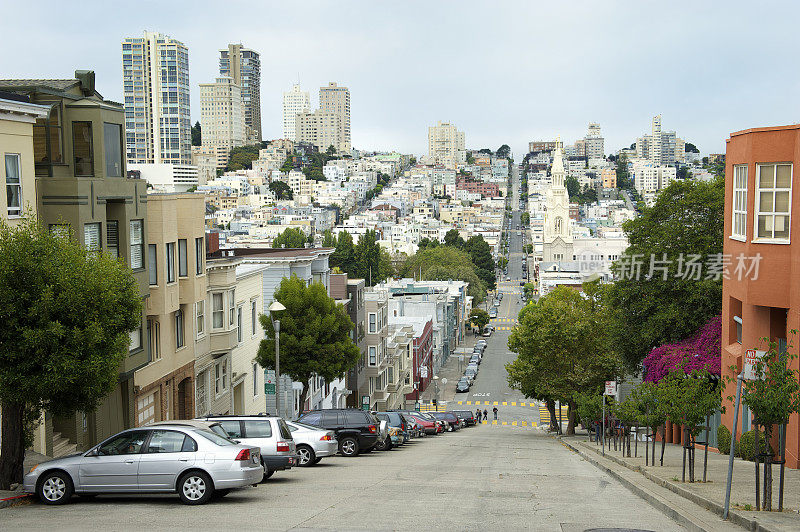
78,430,149,491
137,430,197,490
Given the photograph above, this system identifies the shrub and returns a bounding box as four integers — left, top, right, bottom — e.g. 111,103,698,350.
717,425,732,455
736,429,772,461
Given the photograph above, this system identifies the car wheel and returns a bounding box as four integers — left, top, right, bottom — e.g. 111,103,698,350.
264,469,274,479
312,457,322,464
339,436,359,457
178,471,213,505
297,445,316,467
37,471,74,505
211,489,231,499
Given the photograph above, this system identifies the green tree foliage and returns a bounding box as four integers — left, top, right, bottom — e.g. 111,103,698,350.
272,227,307,249
331,231,356,274
616,153,632,189
416,238,439,251
326,145,336,156
302,165,325,181
280,156,294,173
444,228,465,249
0,217,142,488
269,180,293,200
464,235,496,290
191,121,201,146
352,230,393,285
321,230,336,248
466,153,476,165
520,212,530,226
605,176,725,370
497,257,508,270
574,391,604,427
523,244,533,254
506,282,619,434
469,308,490,331
400,246,486,303
256,276,360,412
522,282,537,300
497,144,511,159
566,175,581,197
226,144,261,172
685,142,700,153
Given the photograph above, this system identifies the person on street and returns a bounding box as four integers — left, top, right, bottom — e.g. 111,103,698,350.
493,406,498,420
483,409,489,422
475,409,482,423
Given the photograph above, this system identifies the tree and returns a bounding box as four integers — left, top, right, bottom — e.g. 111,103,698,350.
566,176,580,198
497,144,511,159
522,282,537,301
269,180,293,200
469,308,490,331
352,230,391,285
466,153,476,165
321,230,336,248
506,282,619,434
280,156,294,173
677,166,691,180
331,231,355,274
0,217,142,488
616,153,632,189
464,235,496,290
443,228,465,249
226,144,261,172
256,276,360,412
326,145,336,156
685,142,700,153
272,227,307,248
191,121,201,146
520,212,530,226
605,176,725,371
497,257,508,270
400,246,486,303
417,238,439,251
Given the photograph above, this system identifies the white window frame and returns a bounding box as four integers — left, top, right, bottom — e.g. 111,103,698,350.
178,238,188,277
754,163,792,243
5,153,22,217
175,308,184,349
196,300,205,338
130,219,144,269
237,305,243,344
212,293,224,329
166,242,176,283
195,237,204,275
368,312,377,334
369,346,377,366
731,165,748,241
251,299,257,336
253,363,259,397
129,325,142,352
83,222,101,255
228,290,235,326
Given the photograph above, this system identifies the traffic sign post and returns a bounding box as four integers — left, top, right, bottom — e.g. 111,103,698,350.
602,381,617,456
744,349,766,381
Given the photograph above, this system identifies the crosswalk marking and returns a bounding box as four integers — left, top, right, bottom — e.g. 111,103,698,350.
493,401,498,405
502,402,507,406
476,420,538,428
456,401,542,408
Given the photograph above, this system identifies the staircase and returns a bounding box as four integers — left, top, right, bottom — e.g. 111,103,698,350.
52,432,77,458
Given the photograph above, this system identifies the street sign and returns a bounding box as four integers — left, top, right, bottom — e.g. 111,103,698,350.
264,383,275,394
420,366,428,379
604,380,617,396
441,378,447,385
744,349,766,380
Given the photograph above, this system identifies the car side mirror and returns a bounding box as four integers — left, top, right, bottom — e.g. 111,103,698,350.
86,448,100,457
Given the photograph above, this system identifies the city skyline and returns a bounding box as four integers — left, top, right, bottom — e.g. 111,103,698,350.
1,0,798,157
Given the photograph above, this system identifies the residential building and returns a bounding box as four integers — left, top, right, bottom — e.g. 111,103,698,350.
282,83,310,141
600,167,616,188
191,145,218,185
585,122,604,159
363,289,389,411
295,109,342,154
0,92,49,224
135,193,206,426
528,140,558,153
122,31,191,165
219,43,261,142
0,71,151,451
635,115,685,166
319,82,351,154
127,163,199,192
428,121,466,169
632,163,676,195
721,123,800,468
200,76,245,168
345,278,366,408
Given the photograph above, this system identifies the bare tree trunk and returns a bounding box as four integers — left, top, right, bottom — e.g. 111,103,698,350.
546,400,559,433
566,400,576,435
660,424,666,466
764,424,773,511
298,381,310,416
0,400,25,490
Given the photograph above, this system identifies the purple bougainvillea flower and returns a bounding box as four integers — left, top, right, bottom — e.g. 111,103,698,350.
642,316,721,383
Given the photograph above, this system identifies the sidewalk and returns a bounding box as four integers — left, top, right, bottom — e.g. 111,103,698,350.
0,451,46,509
559,432,800,532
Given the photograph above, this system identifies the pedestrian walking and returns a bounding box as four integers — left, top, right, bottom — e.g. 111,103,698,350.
475,409,482,423
483,409,489,422
493,406,498,420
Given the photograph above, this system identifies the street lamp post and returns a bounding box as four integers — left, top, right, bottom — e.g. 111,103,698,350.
269,301,286,418
433,375,440,406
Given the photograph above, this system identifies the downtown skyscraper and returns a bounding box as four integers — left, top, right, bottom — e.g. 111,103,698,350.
122,31,191,165
219,43,261,142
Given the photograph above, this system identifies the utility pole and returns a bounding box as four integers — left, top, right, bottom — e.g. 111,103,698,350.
274,319,281,418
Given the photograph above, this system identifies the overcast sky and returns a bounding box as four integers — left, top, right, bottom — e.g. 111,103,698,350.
2,1,798,157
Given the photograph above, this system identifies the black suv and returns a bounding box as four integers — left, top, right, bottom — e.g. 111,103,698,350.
297,409,379,457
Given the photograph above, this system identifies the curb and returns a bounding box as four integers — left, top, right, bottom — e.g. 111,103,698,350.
558,436,776,532
0,493,31,510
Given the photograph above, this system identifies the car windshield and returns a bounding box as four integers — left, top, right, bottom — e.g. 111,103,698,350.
291,421,323,431
193,428,237,446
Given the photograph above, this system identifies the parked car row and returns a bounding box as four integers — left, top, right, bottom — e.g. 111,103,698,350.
23,405,480,506
457,340,486,392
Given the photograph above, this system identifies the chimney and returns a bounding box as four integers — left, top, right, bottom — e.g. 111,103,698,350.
74,70,95,95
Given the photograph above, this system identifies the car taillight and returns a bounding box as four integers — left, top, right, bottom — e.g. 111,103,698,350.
401,423,406,431
368,424,377,433
320,434,333,441
276,442,290,452
235,449,251,461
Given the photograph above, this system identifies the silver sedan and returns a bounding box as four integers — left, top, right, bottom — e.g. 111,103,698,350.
284,421,338,466
23,424,263,505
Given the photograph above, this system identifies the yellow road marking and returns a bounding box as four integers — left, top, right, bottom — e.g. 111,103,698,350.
457,401,462,405
491,420,497,425
484,401,490,405
521,421,527,426
502,422,507,425
502,402,507,406
511,402,517,406
512,421,517,426
493,401,498,405
466,401,471,405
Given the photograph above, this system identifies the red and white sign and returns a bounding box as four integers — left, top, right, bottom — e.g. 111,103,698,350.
744,349,766,380
604,381,617,396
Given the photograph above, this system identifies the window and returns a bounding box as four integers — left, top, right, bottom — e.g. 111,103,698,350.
148,244,157,285
103,123,123,177
130,220,143,269
369,313,377,334
369,346,377,366
166,242,175,282
732,165,748,240
33,105,63,176
175,309,184,348
129,325,142,351
388,366,394,384
196,300,205,337
228,290,235,325
178,239,187,277
218,420,241,438
215,359,228,396
96,430,148,456
72,121,94,176
83,223,101,255
107,221,119,259
251,300,257,335
237,306,243,343
755,163,792,241
253,363,259,396
734,315,742,344
146,430,191,453
243,420,272,438
147,319,160,360
195,237,204,274
4,154,21,216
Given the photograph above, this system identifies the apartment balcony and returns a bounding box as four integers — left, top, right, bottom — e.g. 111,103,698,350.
363,364,381,378
209,327,238,355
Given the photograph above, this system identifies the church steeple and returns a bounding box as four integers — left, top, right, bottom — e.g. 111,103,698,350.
551,136,566,190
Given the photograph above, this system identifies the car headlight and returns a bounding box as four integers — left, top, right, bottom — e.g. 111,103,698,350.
29,464,38,473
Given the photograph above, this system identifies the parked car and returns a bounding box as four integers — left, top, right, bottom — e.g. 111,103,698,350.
429,412,461,432
456,379,471,393
476,339,487,349
198,415,296,479
297,409,380,457
465,367,477,381
283,420,338,467
488,308,497,318
452,410,477,427
374,412,407,450
470,354,481,365
24,425,263,505
399,412,437,435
